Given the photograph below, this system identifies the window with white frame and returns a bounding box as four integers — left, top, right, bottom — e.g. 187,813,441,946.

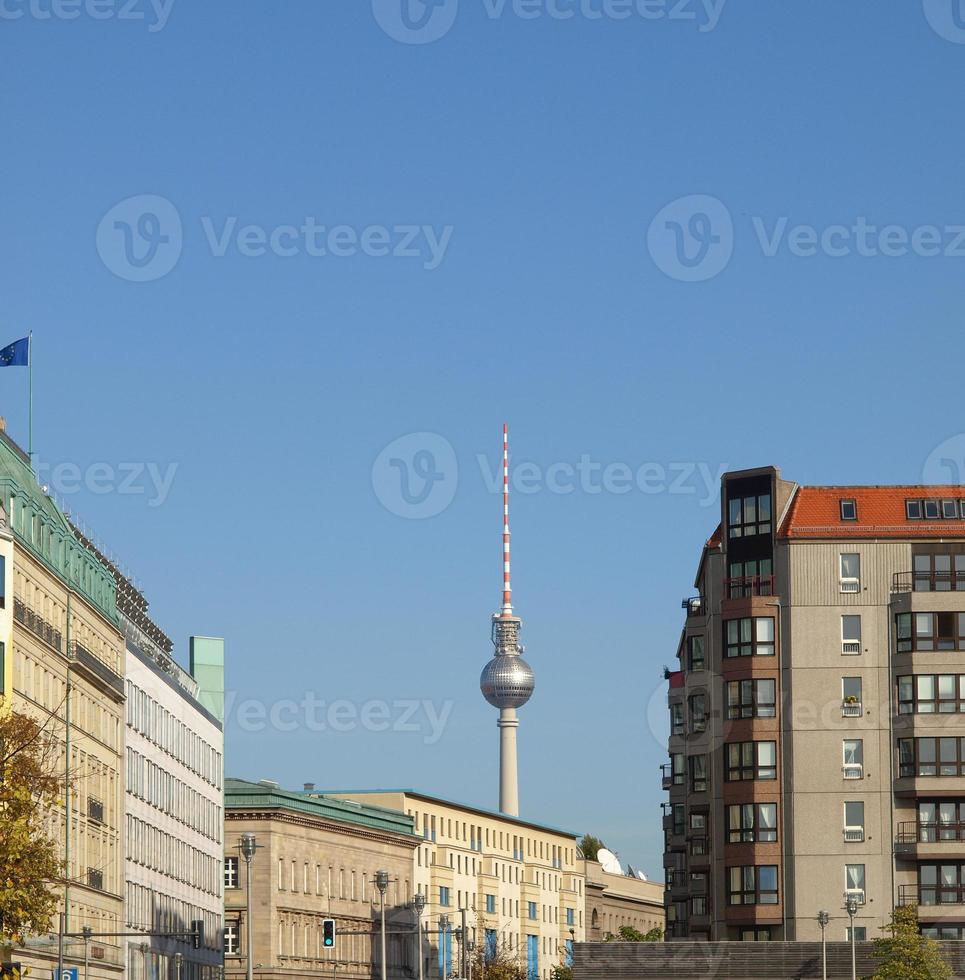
844,801,865,842
843,739,864,779
840,554,861,593
224,856,239,889
845,864,866,903
842,616,862,654
225,921,240,955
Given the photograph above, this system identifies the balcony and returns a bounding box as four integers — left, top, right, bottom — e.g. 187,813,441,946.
842,700,863,717
899,884,965,907
724,575,775,599
662,764,683,791
843,827,865,843
894,571,965,594
895,822,965,858
13,596,63,652
682,596,708,618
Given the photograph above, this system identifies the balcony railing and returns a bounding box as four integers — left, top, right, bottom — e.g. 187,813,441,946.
843,764,864,780
13,596,63,652
690,836,709,858
843,827,865,843
900,884,965,907
894,570,965,594
724,574,775,599
842,701,863,717
682,596,708,617
896,821,965,844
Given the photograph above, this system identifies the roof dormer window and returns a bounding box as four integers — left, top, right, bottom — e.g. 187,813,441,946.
840,499,857,521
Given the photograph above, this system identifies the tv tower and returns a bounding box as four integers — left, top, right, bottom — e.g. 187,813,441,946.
480,424,535,817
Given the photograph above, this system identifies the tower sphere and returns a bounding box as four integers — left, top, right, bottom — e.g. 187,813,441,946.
480,654,535,710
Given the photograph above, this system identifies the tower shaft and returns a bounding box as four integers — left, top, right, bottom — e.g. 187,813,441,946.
498,708,520,817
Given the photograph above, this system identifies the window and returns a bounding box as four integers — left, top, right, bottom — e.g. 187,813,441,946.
224,921,240,956
845,864,866,903
726,678,777,720
728,493,772,538
844,802,865,842
842,616,862,654
224,857,239,889
843,676,863,708
690,812,707,832
840,499,857,521
899,737,965,778
727,558,774,597
689,755,707,793
687,635,705,672
843,739,864,779
671,753,685,785
908,612,965,652
907,499,923,520
691,895,709,916
897,612,913,653
924,499,941,520
727,803,778,843
740,929,772,942
528,902,537,920
725,617,775,658
726,741,777,781
898,675,965,714
566,908,574,926
440,886,451,907
673,804,685,836
944,500,960,519
689,694,707,733
846,927,867,942
728,866,778,905
670,702,684,736
840,553,860,593
486,894,496,914
920,864,965,905
913,553,965,592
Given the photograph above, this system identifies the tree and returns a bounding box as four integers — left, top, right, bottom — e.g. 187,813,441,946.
550,966,573,980
604,925,663,943
0,708,65,953
579,835,606,862
471,941,527,980
866,905,951,980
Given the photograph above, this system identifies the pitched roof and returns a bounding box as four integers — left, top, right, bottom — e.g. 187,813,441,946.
780,486,965,539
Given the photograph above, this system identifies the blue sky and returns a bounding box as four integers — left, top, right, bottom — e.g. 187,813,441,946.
2,0,965,872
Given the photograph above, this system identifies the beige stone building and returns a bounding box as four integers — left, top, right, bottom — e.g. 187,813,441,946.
223,778,420,979
330,789,586,980
583,861,664,940
0,426,127,978
664,466,965,943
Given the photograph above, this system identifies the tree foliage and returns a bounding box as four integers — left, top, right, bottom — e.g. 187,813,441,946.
604,925,663,943
549,966,573,980
579,835,606,862
472,941,527,980
866,905,952,980
0,708,65,949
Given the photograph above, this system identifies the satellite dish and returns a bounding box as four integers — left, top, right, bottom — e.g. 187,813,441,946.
597,848,623,876
635,871,649,881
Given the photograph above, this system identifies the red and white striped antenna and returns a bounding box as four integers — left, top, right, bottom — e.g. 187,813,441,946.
501,423,513,617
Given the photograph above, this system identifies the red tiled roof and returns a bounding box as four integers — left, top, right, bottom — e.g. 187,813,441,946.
780,486,965,539
668,671,685,689
707,524,722,548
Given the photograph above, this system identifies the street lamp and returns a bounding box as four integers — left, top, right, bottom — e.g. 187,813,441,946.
817,911,830,980
174,952,183,980
240,833,259,980
412,892,427,980
82,925,92,980
845,897,859,980
440,915,450,980
376,870,390,980
467,940,475,980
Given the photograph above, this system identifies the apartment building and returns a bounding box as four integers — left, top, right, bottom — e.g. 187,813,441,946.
663,466,965,943
583,861,664,940
223,778,419,980
0,425,127,978
330,789,586,980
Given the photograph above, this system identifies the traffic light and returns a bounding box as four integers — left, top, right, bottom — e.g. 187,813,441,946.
191,919,204,950
322,918,336,948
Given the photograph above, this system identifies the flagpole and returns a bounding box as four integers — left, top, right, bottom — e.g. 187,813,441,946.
28,330,33,468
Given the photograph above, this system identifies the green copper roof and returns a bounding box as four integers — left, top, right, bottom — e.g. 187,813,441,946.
224,778,418,839
0,430,117,622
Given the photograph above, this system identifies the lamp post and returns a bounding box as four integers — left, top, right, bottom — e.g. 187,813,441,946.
240,833,259,980
440,915,450,980
376,870,390,980
466,940,475,980
817,911,830,980
412,892,427,980
845,897,859,980
174,952,183,980
82,925,92,980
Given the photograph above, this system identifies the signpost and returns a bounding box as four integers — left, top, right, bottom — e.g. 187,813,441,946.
59,970,79,980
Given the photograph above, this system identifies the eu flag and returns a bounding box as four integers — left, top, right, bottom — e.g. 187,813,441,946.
0,337,28,367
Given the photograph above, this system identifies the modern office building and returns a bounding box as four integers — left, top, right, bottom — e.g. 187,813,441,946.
0,423,127,979
330,788,586,980
583,860,665,940
663,466,965,943
223,778,419,980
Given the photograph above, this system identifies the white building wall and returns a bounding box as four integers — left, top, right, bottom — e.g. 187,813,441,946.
124,643,224,979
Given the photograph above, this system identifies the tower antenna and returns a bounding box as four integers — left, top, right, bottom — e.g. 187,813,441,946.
502,422,512,617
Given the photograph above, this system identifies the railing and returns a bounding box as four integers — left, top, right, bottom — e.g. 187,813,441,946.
842,701,863,717
896,821,965,844
843,827,865,843
840,578,860,594
661,763,683,789
894,570,965,593
690,836,709,857
842,641,861,654
845,888,866,906
900,884,965,907
13,596,63,652
87,798,104,824
843,764,864,780
682,596,708,617
724,575,775,599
